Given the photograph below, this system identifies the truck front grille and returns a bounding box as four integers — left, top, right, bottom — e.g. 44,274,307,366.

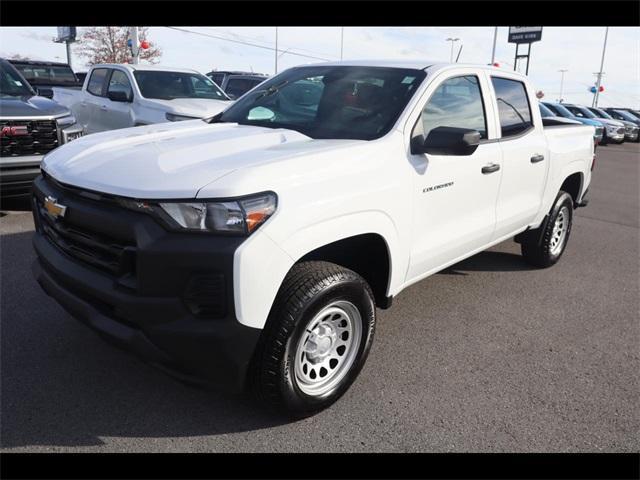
0,119,59,157
34,196,137,278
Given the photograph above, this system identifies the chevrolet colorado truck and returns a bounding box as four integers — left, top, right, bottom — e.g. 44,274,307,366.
32,61,594,415
53,64,232,135
1,58,82,199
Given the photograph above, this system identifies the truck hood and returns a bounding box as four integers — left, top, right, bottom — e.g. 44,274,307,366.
143,97,233,118
42,120,359,198
0,95,70,118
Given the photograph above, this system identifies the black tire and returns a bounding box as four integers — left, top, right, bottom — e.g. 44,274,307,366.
521,191,574,268
249,261,376,417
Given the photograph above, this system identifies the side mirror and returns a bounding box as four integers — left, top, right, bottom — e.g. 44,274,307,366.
108,90,132,102
37,87,54,99
412,126,481,156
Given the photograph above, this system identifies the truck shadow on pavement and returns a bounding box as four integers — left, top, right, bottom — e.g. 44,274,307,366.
0,231,290,449
440,251,534,275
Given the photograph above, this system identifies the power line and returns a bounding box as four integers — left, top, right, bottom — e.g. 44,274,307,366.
166,26,334,62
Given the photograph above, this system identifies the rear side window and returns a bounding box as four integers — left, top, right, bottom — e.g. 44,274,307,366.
491,77,533,137
420,75,487,139
87,68,109,96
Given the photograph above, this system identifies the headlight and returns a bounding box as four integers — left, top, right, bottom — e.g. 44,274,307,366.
56,115,76,127
121,192,277,235
166,112,200,122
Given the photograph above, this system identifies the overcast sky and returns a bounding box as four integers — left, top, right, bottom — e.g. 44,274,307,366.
1,26,638,108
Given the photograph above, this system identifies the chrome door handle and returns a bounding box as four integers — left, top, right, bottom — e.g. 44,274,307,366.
530,154,545,163
481,163,500,174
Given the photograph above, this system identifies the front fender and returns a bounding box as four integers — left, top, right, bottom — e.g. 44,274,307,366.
233,210,404,329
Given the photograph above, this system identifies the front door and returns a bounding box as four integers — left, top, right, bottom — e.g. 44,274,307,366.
407,72,503,281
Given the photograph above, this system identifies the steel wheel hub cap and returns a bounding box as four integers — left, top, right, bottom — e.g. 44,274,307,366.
550,206,569,255
294,300,362,397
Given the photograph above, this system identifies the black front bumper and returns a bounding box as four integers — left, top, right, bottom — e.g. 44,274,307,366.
31,175,262,393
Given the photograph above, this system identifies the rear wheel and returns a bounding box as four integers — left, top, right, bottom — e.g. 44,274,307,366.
520,191,574,268
250,261,376,416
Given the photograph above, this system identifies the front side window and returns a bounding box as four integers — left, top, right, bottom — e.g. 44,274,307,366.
215,66,426,140
107,70,133,100
134,71,229,101
420,75,487,139
491,77,533,137
87,68,109,96
225,78,265,99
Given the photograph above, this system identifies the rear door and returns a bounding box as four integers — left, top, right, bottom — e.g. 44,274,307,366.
406,69,503,280
82,68,110,134
490,76,549,239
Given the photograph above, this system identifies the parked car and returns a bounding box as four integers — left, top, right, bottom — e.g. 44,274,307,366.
562,103,626,144
542,102,604,145
617,108,640,119
8,59,81,98
74,71,88,85
53,64,233,135
32,61,594,415
206,70,269,99
0,58,82,199
589,107,639,142
604,108,640,124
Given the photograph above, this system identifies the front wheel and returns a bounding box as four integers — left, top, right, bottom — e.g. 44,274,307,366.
521,191,574,268
250,261,376,416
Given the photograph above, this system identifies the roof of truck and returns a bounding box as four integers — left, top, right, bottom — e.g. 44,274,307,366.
303,59,525,76
92,64,203,74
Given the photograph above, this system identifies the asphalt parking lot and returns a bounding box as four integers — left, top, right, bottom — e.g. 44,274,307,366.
1,142,638,453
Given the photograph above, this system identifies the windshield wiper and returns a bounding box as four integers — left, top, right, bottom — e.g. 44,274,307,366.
255,80,289,99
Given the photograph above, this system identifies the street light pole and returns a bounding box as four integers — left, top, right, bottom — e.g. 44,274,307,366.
490,27,498,64
274,27,278,75
340,27,344,60
130,26,140,64
558,69,568,102
446,37,460,63
593,26,609,107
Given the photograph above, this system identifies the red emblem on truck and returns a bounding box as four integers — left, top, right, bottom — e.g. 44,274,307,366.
0,126,29,137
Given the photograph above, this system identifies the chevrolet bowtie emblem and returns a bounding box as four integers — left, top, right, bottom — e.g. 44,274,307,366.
44,196,67,219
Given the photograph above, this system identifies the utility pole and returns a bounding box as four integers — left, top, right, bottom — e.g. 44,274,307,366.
592,26,609,107
130,26,140,64
340,27,344,60
490,27,498,64
558,69,568,102
446,37,460,63
274,27,279,75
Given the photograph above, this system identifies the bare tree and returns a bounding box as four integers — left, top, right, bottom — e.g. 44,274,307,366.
75,27,162,65
9,53,31,61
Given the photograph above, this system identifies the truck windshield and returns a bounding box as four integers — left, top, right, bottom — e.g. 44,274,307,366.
539,103,557,117
614,110,640,122
134,71,230,101
590,107,613,120
212,65,427,140
566,106,597,119
0,61,35,97
11,63,78,86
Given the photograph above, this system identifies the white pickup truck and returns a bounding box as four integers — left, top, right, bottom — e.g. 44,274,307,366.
53,64,232,135
32,60,594,415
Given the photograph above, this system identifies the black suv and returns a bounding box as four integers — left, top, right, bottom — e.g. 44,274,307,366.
206,70,269,99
